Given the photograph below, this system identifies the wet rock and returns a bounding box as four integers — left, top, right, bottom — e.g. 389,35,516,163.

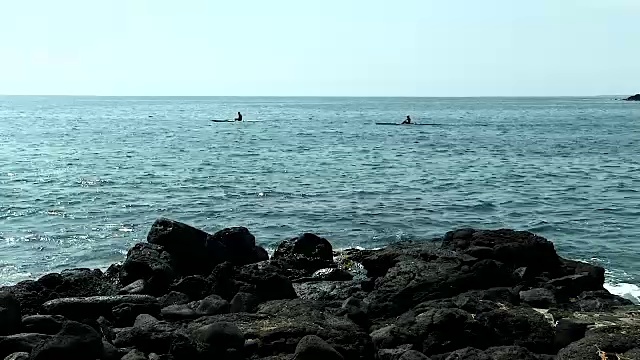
294,280,361,302
169,276,210,301
557,325,640,360
476,307,554,354
309,268,354,281
398,350,431,360
195,295,229,316
112,302,161,326
548,273,604,299
0,292,21,336
0,334,51,359
294,335,344,360
230,292,258,313
519,288,556,308
20,315,66,335
272,233,335,275
30,321,103,360
42,295,158,321
118,279,148,295
119,243,177,295
157,292,190,308
4,352,29,360
192,322,244,353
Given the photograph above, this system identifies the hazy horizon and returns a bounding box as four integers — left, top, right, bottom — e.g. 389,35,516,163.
1,0,639,97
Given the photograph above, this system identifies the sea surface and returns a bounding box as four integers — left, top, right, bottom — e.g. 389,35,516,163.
1,96,639,301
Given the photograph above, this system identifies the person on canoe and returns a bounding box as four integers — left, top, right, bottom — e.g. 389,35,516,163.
235,112,243,121
401,115,412,124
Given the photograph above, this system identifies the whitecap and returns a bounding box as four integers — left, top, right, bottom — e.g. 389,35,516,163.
604,282,640,305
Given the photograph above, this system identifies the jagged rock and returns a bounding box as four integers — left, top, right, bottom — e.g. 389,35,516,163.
100,340,121,360
0,334,51,359
442,229,560,272
160,304,198,320
443,347,490,360
114,317,197,358
485,345,546,360
475,307,554,354
230,292,258,313
29,321,103,360
309,268,354,281
519,288,556,308
571,290,633,311
556,325,640,359
20,315,66,335
0,292,21,336
294,335,344,360
624,94,640,101
119,243,177,295
42,295,158,321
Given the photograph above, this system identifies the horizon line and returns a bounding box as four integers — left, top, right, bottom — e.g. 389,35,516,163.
0,94,631,98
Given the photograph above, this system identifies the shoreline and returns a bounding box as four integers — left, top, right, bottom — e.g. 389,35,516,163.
1,218,639,359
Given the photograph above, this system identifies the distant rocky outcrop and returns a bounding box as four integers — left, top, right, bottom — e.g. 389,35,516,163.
0,218,638,359
624,94,640,101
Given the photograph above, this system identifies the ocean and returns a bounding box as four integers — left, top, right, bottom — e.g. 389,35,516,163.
1,96,639,301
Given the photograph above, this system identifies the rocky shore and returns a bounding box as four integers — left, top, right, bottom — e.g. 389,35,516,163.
1,218,639,360
625,94,640,101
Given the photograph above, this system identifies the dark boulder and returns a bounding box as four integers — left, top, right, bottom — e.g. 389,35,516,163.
195,295,229,316
20,315,66,335
121,349,147,360
442,347,490,360
624,94,640,101
294,335,344,360
442,229,560,273
114,317,197,358
29,321,103,360
160,304,198,321
188,299,374,359
158,292,190,308
192,322,244,354
0,334,51,359
398,350,431,360
112,302,161,326
272,233,335,276
519,288,556,308
0,292,21,336
475,307,554,354
236,263,297,302
365,257,513,318
119,243,177,295
230,292,259,313
557,325,640,360
570,290,633,312
42,295,158,321
0,269,117,316
548,273,604,299
118,279,148,295
208,227,268,265
554,318,589,351
371,307,489,355
169,276,210,301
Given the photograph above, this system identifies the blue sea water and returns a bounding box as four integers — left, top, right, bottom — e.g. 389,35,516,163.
1,96,639,298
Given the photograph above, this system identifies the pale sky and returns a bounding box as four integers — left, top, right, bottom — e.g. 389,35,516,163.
1,0,638,96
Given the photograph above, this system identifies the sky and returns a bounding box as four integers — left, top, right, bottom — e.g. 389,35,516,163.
0,0,639,96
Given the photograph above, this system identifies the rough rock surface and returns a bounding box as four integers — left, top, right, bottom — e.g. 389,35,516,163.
0,219,635,360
